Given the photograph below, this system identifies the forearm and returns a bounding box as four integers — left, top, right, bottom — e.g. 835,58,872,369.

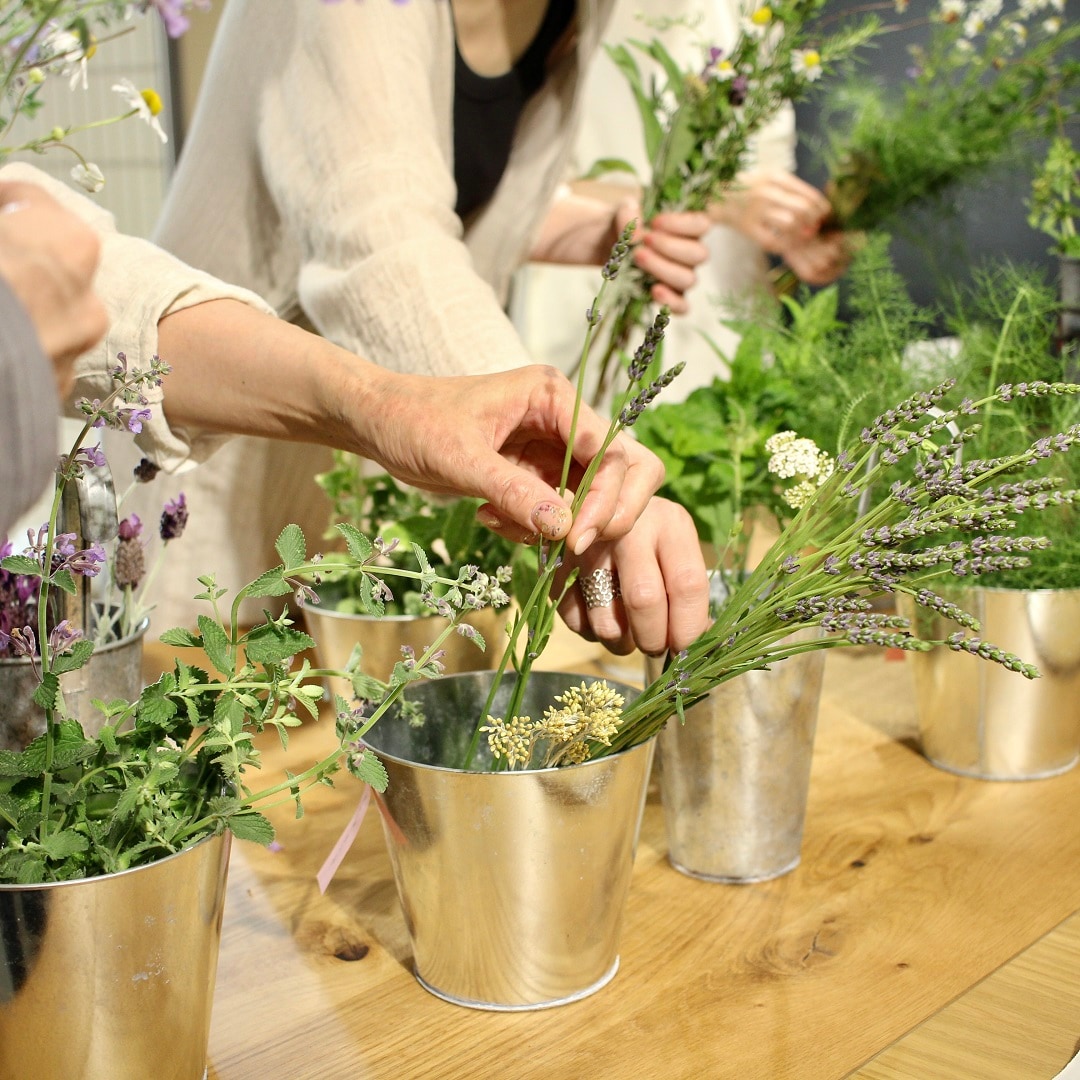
155,299,394,461
530,186,624,266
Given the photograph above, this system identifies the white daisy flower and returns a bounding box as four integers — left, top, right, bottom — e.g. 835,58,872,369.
111,78,168,143
742,4,775,37
791,48,823,81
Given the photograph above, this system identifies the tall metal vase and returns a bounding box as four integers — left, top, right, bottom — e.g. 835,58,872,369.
648,633,827,883
0,614,149,751
902,587,1080,780
362,671,654,1011
0,832,231,1080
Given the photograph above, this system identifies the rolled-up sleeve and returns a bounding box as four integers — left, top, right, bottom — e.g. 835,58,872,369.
0,163,277,474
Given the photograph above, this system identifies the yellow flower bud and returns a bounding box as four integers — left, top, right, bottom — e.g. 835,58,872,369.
50,126,66,142
751,6,773,26
27,68,45,85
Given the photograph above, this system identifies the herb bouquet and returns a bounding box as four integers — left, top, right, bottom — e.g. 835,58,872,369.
581,0,878,400
0,356,508,1069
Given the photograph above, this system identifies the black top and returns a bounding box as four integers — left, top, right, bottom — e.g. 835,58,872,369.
453,0,575,221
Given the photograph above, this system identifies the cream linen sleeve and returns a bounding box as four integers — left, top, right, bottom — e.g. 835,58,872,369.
0,163,276,474
255,0,534,378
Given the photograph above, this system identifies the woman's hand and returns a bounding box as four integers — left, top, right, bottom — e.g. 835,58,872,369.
709,169,832,254
555,496,710,657
356,363,666,557
780,228,857,287
531,186,712,314
613,200,712,314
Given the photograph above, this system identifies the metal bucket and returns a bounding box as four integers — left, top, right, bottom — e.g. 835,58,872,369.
0,831,231,1080
0,616,149,751
902,587,1080,780
647,636,826,882
304,604,509,699
362,671,654,1011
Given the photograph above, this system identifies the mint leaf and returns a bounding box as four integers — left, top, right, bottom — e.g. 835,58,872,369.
274,523,306,570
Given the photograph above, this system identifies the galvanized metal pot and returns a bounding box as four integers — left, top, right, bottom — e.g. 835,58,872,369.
0,831,231,1080
363,671,653,1011
304,600,509,698
648,634,826,883
0,615,149,751
902,587,1080,780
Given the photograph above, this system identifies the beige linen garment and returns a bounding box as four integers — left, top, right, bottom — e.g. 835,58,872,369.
147,0,616,628
0,161,273,475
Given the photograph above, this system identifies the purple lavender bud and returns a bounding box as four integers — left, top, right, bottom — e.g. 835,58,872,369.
160,493,189,541
133,458,161,483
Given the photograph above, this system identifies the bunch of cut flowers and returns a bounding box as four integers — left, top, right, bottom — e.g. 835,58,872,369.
580,0,878,400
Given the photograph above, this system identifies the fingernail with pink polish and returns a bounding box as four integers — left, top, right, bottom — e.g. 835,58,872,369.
531,502,571,539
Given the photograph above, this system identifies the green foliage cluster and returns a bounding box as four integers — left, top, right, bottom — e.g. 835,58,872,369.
0,522,505,884
314,459,532,615
636,235,1080,589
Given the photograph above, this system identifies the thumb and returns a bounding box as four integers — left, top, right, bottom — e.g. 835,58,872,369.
469,456,574,544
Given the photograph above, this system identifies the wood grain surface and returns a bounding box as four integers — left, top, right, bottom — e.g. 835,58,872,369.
144,633,1080,1080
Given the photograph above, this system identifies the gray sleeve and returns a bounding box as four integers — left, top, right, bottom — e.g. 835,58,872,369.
0,277,58,538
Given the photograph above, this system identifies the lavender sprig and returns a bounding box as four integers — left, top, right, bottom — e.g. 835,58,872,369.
599,380,1080,754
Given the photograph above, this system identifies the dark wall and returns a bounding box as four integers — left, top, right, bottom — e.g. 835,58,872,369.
793,2,1077,311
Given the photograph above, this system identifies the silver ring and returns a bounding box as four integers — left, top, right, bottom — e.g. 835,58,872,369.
580,568,620,609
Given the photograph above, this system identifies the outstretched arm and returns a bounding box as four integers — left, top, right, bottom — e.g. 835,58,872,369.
156,299,664,556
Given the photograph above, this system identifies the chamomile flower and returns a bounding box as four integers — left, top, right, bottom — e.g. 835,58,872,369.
742,4,774,37
939,0,966,22
112,78,168,143
791,48,823,81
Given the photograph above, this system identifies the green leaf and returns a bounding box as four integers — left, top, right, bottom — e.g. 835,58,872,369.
0,554,42,576
38,829,90,860
274,524,306,570
159,627,202,647
32,672,59,711
50,568,77,596
349,749,389,792
0,748,36,779
580,156,639,181
50,638,95,675
227,811,276,846
244,567,292,598
198,614,233,674
350,673,388,702
244,624,316,666
605,43,663,162
335,522,373,562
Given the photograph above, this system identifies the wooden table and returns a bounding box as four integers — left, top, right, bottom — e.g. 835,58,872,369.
174,640,1080,1079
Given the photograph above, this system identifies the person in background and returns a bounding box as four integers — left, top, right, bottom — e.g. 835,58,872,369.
1,164,709,657
514,0,852,403
145,0,714,638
